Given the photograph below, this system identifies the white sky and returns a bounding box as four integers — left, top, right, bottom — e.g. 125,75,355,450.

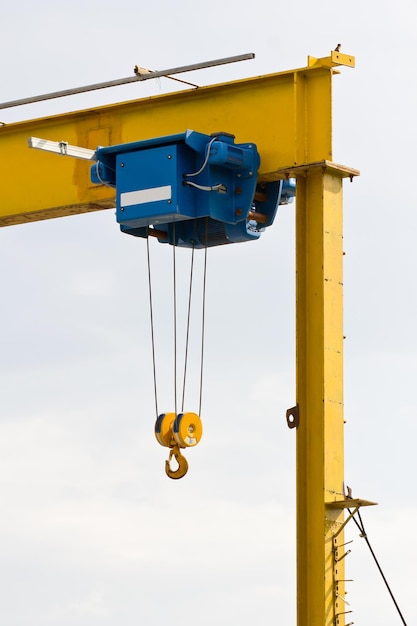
1,1,417,625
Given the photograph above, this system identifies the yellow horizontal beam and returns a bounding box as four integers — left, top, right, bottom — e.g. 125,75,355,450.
0,52,354,227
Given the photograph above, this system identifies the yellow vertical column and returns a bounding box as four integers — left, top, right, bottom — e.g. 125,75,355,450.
295,165,347,626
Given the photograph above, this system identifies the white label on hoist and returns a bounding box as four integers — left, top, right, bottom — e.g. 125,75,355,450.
120,185,172,207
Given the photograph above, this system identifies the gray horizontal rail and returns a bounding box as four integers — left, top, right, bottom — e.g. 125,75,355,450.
0,53,255,110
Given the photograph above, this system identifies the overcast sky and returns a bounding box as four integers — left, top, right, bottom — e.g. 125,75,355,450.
1,1,416,625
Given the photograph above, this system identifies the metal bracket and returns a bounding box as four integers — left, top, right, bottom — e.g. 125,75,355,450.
28,137,96,160
274,160,360,181
286,404,299,429
326,497,378,538
307,50,355,70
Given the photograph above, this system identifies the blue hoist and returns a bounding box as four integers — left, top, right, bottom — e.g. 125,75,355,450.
90,130,294,248
29,129,295,479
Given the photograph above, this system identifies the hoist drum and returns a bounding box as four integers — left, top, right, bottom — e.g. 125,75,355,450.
154,412,176,447
173,412,203,447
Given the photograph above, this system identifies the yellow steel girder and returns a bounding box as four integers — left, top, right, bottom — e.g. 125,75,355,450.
0,50,354,226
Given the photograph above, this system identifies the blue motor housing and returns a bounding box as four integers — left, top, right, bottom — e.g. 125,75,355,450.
91,130,295,248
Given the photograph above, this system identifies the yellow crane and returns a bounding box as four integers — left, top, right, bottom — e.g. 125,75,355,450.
0,49,372,626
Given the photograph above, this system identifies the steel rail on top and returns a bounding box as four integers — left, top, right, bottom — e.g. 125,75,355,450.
0,53,255,110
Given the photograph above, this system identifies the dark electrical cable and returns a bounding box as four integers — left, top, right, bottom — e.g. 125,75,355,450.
348,508,408,626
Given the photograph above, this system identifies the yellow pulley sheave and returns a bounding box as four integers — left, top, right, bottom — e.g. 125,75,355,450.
155,412,203,479
173,412,203,447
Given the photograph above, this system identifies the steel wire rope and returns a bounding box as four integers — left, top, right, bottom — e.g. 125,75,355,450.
147,221,208,422
179,220,208,417
146,234,159,418
348,507,408,626
180,242,195,413
198,218,209,417
172,223,178,415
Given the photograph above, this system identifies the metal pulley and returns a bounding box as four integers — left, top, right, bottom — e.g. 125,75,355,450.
155,412,203,479
154,412,176,447
173,412,203,447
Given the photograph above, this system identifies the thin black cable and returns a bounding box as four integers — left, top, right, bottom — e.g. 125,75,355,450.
172,223,178,415
198,218,208,417
146,235,159,418
349,508,408,626
181,244,195,412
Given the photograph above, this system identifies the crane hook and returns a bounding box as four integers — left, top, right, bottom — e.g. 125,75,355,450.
165,444,189,480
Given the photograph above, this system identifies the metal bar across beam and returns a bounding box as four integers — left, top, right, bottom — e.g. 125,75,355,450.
0,53,255,110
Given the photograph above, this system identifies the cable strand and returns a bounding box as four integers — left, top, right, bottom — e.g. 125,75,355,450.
172,223,178,415
181,243,195,412
199,218,208,417
146,235,159,418
348,508,408,626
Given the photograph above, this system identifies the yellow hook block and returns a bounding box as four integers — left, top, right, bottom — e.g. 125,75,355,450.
155,412,203,479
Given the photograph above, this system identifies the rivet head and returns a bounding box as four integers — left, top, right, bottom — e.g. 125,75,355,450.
120,162,125,167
